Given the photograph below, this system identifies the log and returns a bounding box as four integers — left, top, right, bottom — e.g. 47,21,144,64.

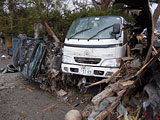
43,20,60,43
95,98,120,120
92,81,120,105
92,87,114,105
94,88,126,120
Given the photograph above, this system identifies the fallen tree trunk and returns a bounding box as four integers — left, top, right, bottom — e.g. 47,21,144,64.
43,20,60,43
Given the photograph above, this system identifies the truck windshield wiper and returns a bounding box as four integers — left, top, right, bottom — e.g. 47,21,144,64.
68,28,91,39
88,25,113,40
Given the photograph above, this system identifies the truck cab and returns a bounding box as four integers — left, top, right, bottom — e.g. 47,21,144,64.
62,16,127,78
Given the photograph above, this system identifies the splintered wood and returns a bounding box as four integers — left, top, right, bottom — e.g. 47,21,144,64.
85,68,121,88
92,81,120,105
152,46,160,61
90,48,160,120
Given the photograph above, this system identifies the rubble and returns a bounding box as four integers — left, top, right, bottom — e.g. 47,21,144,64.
0,55,10,60
0,64,19,73
13,37,62,94
57,89,67,97
12,38,160,120
11,1,160,119
63,33,157,119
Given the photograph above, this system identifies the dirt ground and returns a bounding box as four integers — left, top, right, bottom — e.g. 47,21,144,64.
0,56,72,120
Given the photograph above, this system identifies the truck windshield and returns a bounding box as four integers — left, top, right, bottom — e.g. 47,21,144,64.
66,16,122,39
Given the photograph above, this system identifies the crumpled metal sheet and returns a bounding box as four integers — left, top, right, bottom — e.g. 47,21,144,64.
13,37,62,87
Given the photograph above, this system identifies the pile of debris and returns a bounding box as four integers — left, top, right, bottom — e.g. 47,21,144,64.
11,0,160,119
84,45,160,120
0,64,18,73
12,36,160,120
12,37,160,120
13,37,62,93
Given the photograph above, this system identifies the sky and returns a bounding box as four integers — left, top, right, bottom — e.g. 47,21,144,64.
65,0,92,10
67,0,158,12
66,0,159,20
150,3,160,21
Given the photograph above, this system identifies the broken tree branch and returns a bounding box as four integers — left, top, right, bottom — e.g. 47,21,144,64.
43,20,60,43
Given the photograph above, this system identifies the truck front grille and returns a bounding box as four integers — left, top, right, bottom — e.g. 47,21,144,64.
74,57,101,64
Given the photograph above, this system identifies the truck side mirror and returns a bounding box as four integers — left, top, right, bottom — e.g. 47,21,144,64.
113,23,120,34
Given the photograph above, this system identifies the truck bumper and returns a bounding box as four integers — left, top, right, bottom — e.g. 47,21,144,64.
61,63,119,78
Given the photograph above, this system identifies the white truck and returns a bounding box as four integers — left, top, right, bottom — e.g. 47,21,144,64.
62,16,127,78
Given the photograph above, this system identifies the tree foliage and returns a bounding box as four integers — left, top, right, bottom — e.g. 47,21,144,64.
0,0,135,42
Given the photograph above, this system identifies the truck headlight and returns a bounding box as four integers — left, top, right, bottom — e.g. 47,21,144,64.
62,55,74,64
101,59,121,67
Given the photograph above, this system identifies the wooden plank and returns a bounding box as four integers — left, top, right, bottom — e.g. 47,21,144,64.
121,81,134,87
127,45,131,57
85,79,106,88
86,68,121,88
92,81,120,105
122,57,134,61
91,87,114,105
94,90,126,120
152,46,160,61
92,87,127,119
95,100,120,120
